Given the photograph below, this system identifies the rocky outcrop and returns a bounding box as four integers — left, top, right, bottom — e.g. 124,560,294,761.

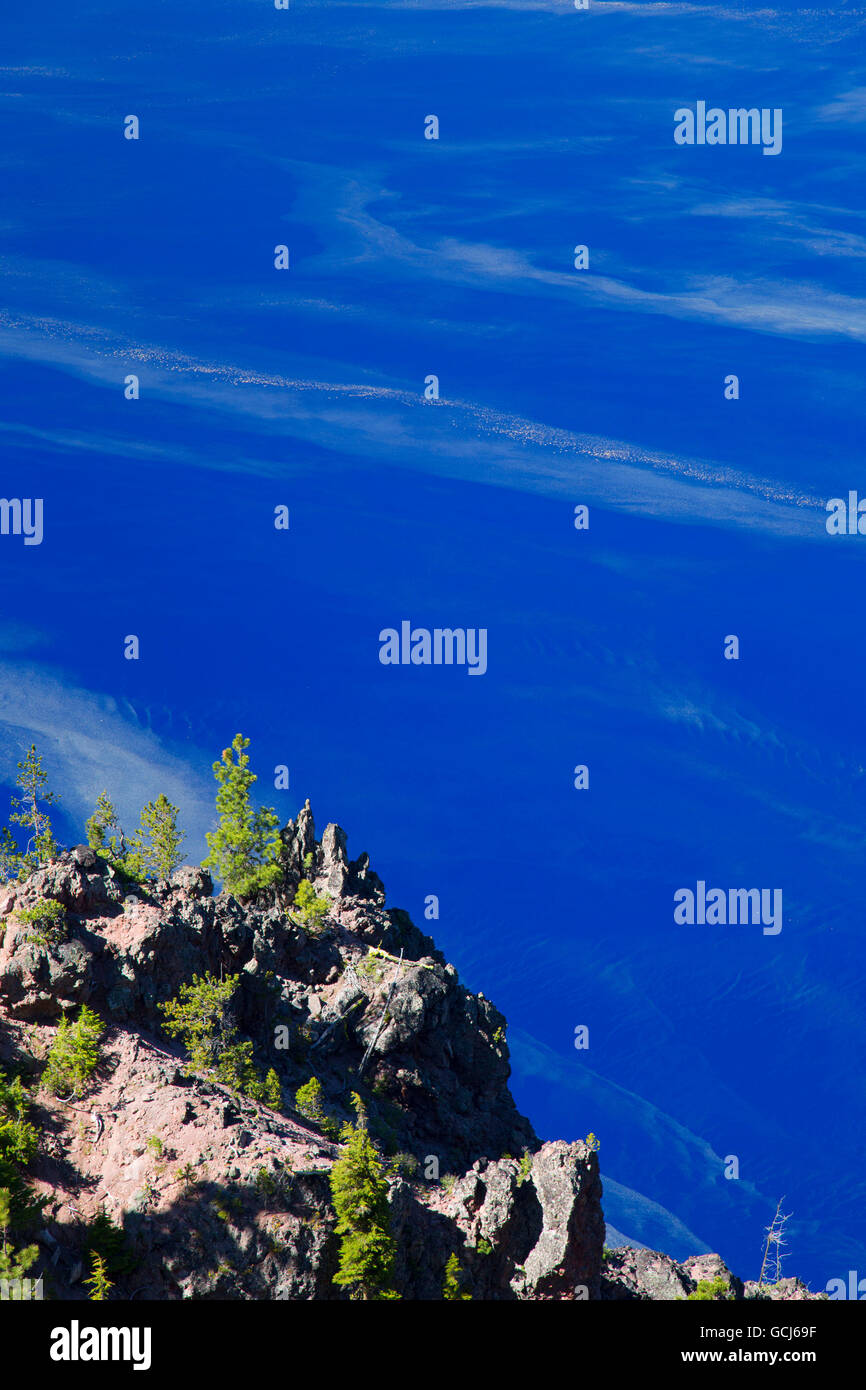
0,809,532,1174
743,1277,824,1301
0,805,824,1300
601,1247,823,1302
26,1027,341,1300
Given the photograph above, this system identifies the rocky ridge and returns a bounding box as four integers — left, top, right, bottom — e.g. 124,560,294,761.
0,804,821,1301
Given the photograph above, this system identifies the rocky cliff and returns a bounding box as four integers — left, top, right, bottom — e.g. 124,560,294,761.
0,804,820,1301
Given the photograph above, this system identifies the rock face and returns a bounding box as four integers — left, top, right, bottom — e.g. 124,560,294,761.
0,808,823,1300
0,814,533,1175
601,1248,823,1302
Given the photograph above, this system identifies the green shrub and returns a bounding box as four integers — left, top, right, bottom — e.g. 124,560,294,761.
177,1163,197,1195
14,899,65,925
292,879,330,930
159,972,270,1100
356,956,388,982
686,1276,735,1301
517,1151,533,1186
253,1163,292,1205
0,1187,38,1283
14,899,66,946
294,1077,339,1137
388,1152,419,1179
0,1072,41,1229
42,1005,103,1098
253,1166,278,1200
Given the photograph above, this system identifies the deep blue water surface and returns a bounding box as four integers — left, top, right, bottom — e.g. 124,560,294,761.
1,0,864,1289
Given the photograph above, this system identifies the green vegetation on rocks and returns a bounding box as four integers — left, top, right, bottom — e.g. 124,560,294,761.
159,971,281,1106
330,1095,399,1301
202,733,282,899
42,1005,104,1099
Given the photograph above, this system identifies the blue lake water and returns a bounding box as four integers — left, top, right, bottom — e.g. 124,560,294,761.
1,0,864,1290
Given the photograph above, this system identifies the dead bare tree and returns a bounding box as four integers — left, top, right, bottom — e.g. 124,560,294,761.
759,1197,792,1286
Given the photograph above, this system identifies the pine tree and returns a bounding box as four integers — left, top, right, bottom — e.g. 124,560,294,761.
41,1005,104,1099
0,826,21,884
263,1068,283,1111
8,743,59,873
159,972,269,1100
85,791,147,881
295,1076,327,1125
202,734,282,898
132,793,184,879
159,973,239,1074
0,1188,38,1284
83,1250,113,1301
0,1071,42,1231
86,791,123,860
330,1095,399,1301
443,1251,471,1300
